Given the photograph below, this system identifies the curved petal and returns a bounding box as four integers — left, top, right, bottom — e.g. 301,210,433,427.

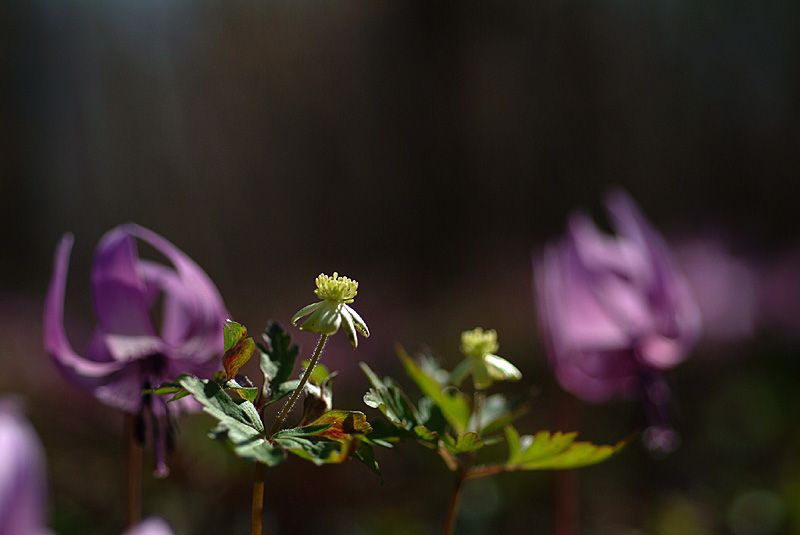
606,191,701,365
138,261,195,346
536,242,630,353
298,302,342,335
343,304,370,337
339,306,358,347
291,302,323,327
0,402,46,535
555,348,638,403
484,354,522,382
43,235,126,381
124,225,227,361
91,227,156,338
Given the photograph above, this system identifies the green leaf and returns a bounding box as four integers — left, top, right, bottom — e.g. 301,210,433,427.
273,435,342,465
505,425,522,461
225,379,259,403
146,377,191,403
303,361,331,386
360,362,421,430
259,322,300,400
179,376,284,466
442,432,484,454
505,426,626,471
354,442,381,478
413,425,438,441
304,410,372,441
223,320,248,353
449,359,471,387
398,346,471,435
299,376,334,426
262,380,300,407
223,336,256,381
470,394,527,435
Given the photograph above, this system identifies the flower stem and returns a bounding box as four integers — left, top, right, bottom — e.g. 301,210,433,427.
473,391,485,435
443,459,471,535
251,462,266,535
268,334,328,437
125,413,142,529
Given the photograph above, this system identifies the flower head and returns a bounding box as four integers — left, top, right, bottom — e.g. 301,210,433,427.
458,327,521,390
534,190,700,451
314,272,358,303
43,224,228,475
460,328,499,358
0,400,46,535
291,272,369,347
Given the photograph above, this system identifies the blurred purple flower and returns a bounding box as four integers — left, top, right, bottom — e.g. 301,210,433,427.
759,248,800,336
123,517,175,535
0,400,46,535
534,191,700,450
44,224,228,476
673,238,759,344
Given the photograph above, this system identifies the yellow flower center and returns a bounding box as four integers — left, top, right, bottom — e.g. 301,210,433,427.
314,272,358,303
460,327,499,358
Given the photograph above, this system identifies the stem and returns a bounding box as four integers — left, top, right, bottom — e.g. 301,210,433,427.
251,462,266,535
473,391,485,435
268,334,328,437
443,461,470,535
125,414,142,529
465,464,506,480
555,393,579,535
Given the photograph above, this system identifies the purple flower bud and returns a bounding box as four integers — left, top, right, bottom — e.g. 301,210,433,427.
44,224,228,475
0,400,46,535
534,191,700,445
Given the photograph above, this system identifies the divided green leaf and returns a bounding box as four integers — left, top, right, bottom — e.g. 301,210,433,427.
504,426,626,471
179,375,284,466
258,322,299,402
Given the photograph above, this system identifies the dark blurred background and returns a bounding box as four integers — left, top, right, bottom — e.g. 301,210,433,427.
1,1,798,534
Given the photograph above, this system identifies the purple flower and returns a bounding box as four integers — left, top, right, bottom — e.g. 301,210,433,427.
123,518,175,535
0,400,46,535
534,191,700,449
759,248,800,337
44,224,228,476
673,238,759,345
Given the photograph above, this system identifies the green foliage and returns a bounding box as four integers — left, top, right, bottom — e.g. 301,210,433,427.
503,426,626,471
258,322,300,404
151,320,379,474
397,346,471,434
360,336,626,481
180,375,284,466
361,362,422,431
223,337,256,381
223,319,248,353
442,432,483,454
